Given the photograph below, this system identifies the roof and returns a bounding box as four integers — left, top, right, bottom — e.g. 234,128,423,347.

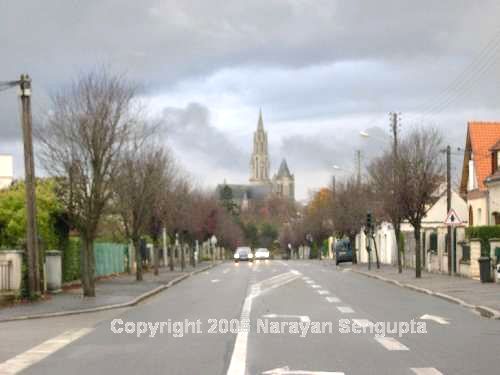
460,122,500,193
276,159,292,178
215,183,272,201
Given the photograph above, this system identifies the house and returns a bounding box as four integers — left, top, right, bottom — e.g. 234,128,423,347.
460,121,500,226
355,189,468,273
0,154,13,189
421,190,468,274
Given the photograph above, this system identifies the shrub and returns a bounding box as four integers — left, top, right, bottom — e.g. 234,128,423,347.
465,225,500,256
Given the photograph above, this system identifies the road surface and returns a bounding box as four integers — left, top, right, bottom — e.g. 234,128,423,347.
1,260,498,374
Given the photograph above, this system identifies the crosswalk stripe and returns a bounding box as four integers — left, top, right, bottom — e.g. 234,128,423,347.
0,328,93,374
375,336,409,351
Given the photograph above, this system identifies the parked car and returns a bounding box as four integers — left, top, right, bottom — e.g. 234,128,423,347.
234,246,253,262
254,248,270,260
335,239,353,265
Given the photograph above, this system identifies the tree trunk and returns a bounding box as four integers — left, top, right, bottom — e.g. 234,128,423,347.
169,244,174,271
180,243,186,271
134,237,143,281
349,234,357,264
372,235,380,269
152,236,159,276
394,225,402,273
80,235,96,297
414,224,422,278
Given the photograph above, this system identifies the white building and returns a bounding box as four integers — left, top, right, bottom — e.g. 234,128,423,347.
0,154,13,189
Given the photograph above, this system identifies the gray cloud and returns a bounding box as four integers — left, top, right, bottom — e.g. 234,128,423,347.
2,1,500,198
160,102,248,171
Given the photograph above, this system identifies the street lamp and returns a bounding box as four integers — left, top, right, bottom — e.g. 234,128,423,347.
210,235,217,264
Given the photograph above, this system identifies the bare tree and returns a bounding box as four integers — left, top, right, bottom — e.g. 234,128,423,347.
368,150,407,273
398,128,444,278
114,140,169,281
333,178,371,264
38,69,139,297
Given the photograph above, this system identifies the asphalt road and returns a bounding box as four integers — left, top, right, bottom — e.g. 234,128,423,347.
1,260,499,375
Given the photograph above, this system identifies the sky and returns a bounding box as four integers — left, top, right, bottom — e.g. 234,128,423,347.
2,1,500,200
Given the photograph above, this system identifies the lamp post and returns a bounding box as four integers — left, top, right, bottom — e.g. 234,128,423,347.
210,235,218,264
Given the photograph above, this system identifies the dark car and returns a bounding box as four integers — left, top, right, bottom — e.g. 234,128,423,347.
234,246,254,262
335,239,353,265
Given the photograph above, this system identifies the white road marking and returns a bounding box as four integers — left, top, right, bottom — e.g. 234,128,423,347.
317,290,330,295
375,337,409,351
223,269,230,274
342,268,351,272
420,314,450,325
337,306,354,313
227,272,301,375
410,368,443,375
211,279,220,283
311,284,321,289
262,366,344,374
305,280,314,284
352,319,373,328
326,296,341,303
0,328,93,374
261,314,311,323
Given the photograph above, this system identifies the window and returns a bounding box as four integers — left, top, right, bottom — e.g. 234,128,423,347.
429,232,438,253
477,208,482,225
469,206,473,226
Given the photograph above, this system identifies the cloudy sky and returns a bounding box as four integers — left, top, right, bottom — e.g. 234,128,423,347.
2,1,500,200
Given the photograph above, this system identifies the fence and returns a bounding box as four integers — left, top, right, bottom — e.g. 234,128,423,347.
0,260,12,291
94,243,128,277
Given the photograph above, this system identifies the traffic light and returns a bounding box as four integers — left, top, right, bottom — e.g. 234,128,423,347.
366,212,373,229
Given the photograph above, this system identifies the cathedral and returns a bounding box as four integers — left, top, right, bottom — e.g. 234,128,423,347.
217,111,295,208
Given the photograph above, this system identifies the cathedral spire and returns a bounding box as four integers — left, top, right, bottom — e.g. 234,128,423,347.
257,108,264,131
250,109,270,183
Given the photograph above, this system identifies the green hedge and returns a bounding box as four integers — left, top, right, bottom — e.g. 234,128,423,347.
63,237,81,282
465,225,500,256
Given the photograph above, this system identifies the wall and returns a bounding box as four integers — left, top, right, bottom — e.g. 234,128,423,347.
468,196,488,227
0,155,13,190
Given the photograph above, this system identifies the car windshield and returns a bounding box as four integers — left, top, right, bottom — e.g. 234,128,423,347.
237,247,250,254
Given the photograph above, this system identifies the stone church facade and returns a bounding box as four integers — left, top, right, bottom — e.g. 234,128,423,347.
217,111,295,208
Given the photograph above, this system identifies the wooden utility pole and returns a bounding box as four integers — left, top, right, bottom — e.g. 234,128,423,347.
356,150,361,185
19,74,41,297
446,145,452,275
390,112,403,273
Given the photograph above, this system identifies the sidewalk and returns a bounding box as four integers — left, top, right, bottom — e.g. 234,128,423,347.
348,263,500,319
0,262,217,322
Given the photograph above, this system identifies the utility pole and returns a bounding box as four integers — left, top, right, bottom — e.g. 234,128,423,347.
19,74,41,297
446,145,452,275
390,112,403,274
356,150,361,185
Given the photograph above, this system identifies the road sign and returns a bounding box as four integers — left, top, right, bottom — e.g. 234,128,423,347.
444,208,462,226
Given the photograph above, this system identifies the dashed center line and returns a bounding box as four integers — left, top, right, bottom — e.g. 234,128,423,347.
375,336,409,351
352,319,373,328
211,279,220,283
317,290,330,295
337,306,354,313
411,368,443,375
311,284,321,289
326,296,341,303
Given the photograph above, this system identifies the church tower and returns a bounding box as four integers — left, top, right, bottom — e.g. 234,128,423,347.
273,159,295,201
250,110,271,184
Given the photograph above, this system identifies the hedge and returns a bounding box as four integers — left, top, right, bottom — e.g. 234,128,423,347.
63,237,81,282
465,225,500,256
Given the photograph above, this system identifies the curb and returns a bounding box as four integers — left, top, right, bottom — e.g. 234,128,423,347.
350,268,500,320
0,262,221,323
